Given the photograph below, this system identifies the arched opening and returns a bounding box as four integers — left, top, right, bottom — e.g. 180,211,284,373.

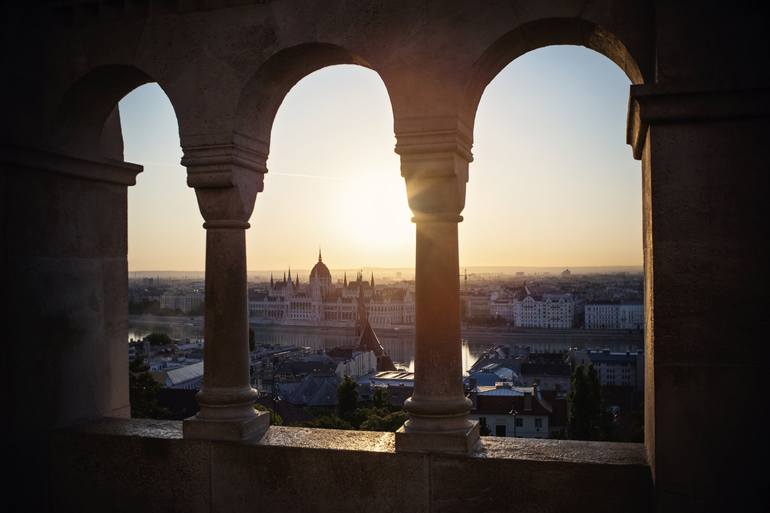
247,64,410,271
40,65,194,423
120,84,202,278
234,43,373,149
243,63,414,430
53,65,155,157
461,18,646,130
58,69,198,420
463,44,644,442
117,83,205,420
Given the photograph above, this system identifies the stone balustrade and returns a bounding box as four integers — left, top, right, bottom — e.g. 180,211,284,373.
51,418,651,513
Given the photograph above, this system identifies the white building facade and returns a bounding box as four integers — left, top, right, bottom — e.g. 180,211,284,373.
334,350,377,379
513,289,575,329
468,384,552,438
486,286,575,328
570,349,644,391
159,293,204,313
585,303,644,329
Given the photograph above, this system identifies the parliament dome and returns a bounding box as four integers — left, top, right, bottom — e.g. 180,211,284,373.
310,250,332,282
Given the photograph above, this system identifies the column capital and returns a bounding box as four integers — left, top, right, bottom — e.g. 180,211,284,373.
411,213,463,224
0,144,143,186
394,116,473,163
182,133,268,224
627,84,770,159
395,117,473,218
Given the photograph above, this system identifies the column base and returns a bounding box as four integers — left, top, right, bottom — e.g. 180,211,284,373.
395,420,480,454
183,410,269,442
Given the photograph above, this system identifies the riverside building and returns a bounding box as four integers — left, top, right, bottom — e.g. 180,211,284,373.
512,285,575,329
585,303,644,329
248,252,415,329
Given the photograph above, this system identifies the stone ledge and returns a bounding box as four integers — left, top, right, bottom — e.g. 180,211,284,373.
626,85,770,159
64,417,647,464
52,418,651,513
0,144,143,185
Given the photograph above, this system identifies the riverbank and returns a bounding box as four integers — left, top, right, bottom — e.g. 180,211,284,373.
129,315,643,349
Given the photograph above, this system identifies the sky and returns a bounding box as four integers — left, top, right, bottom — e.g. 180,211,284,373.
119,45,641,273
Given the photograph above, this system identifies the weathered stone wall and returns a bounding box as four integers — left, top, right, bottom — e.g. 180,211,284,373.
1,0,655,154
645,115,769,511
50,419,651,513
2,148,140,512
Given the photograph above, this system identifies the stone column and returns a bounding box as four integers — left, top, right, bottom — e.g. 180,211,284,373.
394,120,480,453
182,138,269,441
628,84,770,510
2,145,142,511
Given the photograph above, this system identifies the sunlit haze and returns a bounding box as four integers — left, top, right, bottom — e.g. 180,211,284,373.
120,45,641,273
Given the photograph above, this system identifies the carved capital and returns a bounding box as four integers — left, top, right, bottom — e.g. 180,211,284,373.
182,133,268,224
0,145,143,185
395,118,473,218
627,84,770,159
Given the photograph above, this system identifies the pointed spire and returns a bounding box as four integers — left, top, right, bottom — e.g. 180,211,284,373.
270,273,274,288
283,271,286,283
343,272,347,287
295,274,299,287
318,248,322,262
370,272,374,288
288,266,292,282
355,275,368,336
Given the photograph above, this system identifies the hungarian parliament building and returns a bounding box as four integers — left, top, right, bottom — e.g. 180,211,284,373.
248,252,415,329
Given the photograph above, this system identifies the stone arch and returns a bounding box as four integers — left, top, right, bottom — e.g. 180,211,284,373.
461,18,646,134
52,64,179,159
234,43,392,154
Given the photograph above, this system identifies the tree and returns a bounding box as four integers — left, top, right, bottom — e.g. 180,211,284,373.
144,332,173,346
586,364,602,431
586,364,614,440
301,415,353,430
255,404,283,425
360,411,408,432
567,365,600,440
129,356,170,419
372,387,388,409
348,406,387,429
337,375,358,419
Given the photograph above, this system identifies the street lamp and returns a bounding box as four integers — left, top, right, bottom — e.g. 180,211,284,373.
509,408,518,438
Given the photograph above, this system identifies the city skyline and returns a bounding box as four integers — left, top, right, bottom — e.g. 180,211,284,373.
128,264,644,279
121,45,642,271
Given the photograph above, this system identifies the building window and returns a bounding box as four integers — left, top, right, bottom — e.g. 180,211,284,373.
495,425,507,437
515,418,523,428
535,418,543,428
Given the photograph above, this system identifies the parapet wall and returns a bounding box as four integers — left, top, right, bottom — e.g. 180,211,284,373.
50,418,651,513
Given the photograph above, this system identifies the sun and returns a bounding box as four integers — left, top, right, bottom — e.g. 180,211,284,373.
338,172,413,254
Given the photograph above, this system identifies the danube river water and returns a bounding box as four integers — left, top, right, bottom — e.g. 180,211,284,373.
128,316,644,371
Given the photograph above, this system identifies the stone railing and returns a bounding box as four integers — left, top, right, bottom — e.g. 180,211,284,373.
50,418,651,513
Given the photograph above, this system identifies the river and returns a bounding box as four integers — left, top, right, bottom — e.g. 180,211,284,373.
128,315,643,371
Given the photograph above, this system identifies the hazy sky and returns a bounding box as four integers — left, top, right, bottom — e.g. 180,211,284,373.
120,45,641,272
